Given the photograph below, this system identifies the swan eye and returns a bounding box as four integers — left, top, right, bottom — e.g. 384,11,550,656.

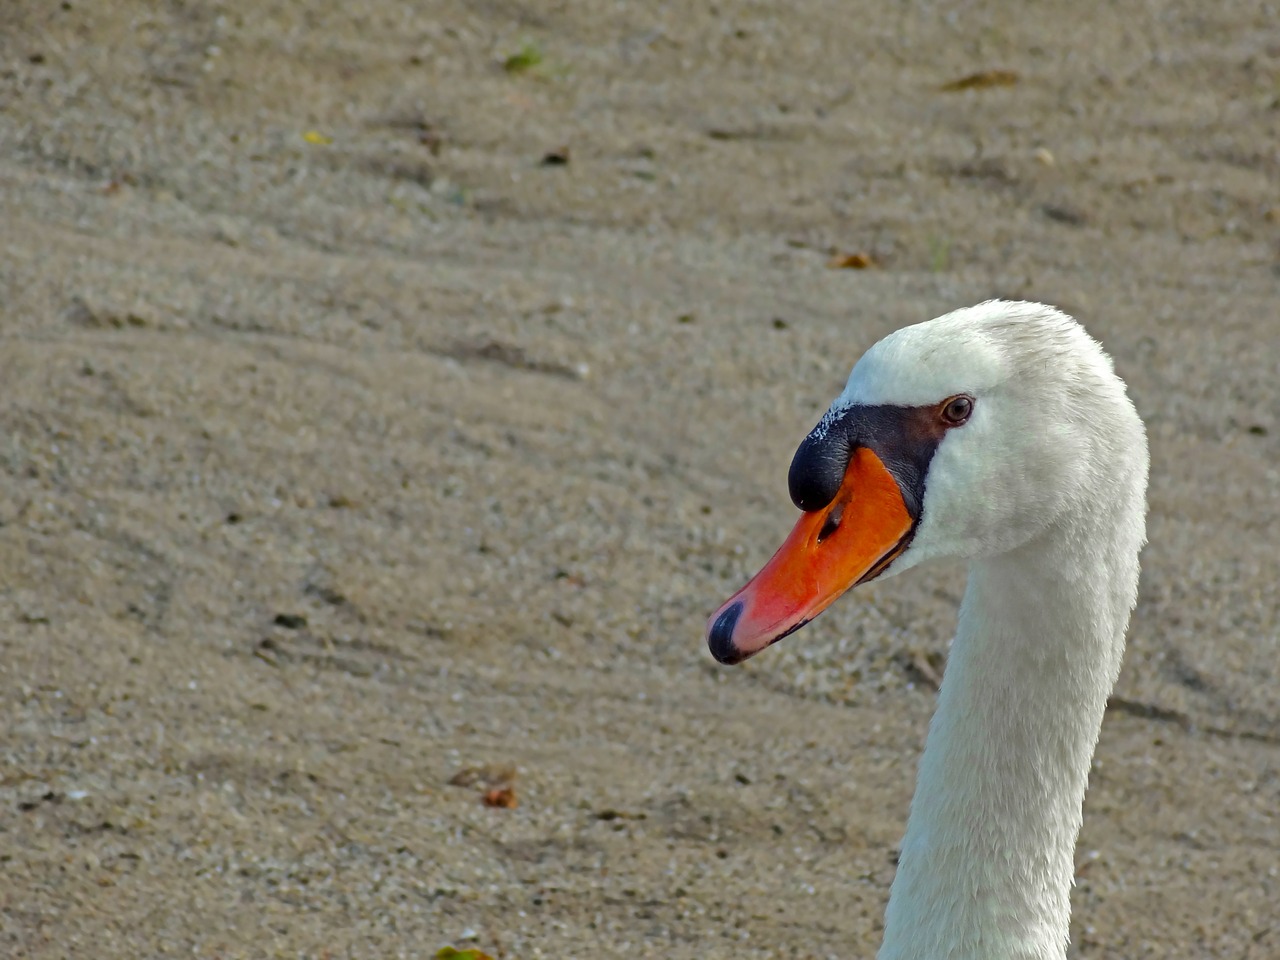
940,395,974,426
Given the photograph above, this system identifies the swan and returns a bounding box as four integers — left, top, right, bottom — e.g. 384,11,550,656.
706,300,1148,960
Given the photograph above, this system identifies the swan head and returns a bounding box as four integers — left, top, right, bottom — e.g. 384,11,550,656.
707,300,1148,664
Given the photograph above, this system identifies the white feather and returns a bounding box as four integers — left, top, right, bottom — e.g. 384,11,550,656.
823,301,1148,959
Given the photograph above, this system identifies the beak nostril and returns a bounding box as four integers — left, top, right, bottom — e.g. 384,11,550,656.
817,503,844,543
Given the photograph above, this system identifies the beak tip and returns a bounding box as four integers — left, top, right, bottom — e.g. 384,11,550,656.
707,600,747,665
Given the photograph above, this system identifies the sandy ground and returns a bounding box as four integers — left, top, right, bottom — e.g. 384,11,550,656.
1,2,1278,957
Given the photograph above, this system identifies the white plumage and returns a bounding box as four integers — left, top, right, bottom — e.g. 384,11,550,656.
711,301,1149,959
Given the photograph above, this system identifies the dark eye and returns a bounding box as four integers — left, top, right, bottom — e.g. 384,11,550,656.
940,395,973,426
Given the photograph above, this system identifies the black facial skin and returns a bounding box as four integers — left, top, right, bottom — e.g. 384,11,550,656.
788,403,955,523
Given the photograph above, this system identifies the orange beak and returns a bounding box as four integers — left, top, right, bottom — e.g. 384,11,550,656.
706,447,914,664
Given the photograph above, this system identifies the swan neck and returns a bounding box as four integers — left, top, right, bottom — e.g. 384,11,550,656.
878,522,1138,960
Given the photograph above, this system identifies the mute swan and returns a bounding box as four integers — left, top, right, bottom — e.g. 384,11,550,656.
706,301,1148,960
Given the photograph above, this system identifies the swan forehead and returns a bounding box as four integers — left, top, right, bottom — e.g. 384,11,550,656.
837,315,1004,408
833,300,1098,409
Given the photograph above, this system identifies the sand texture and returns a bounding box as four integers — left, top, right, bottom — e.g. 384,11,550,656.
1,2,1278,957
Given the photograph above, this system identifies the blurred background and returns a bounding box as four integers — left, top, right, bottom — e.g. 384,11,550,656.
1,2,1277,957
